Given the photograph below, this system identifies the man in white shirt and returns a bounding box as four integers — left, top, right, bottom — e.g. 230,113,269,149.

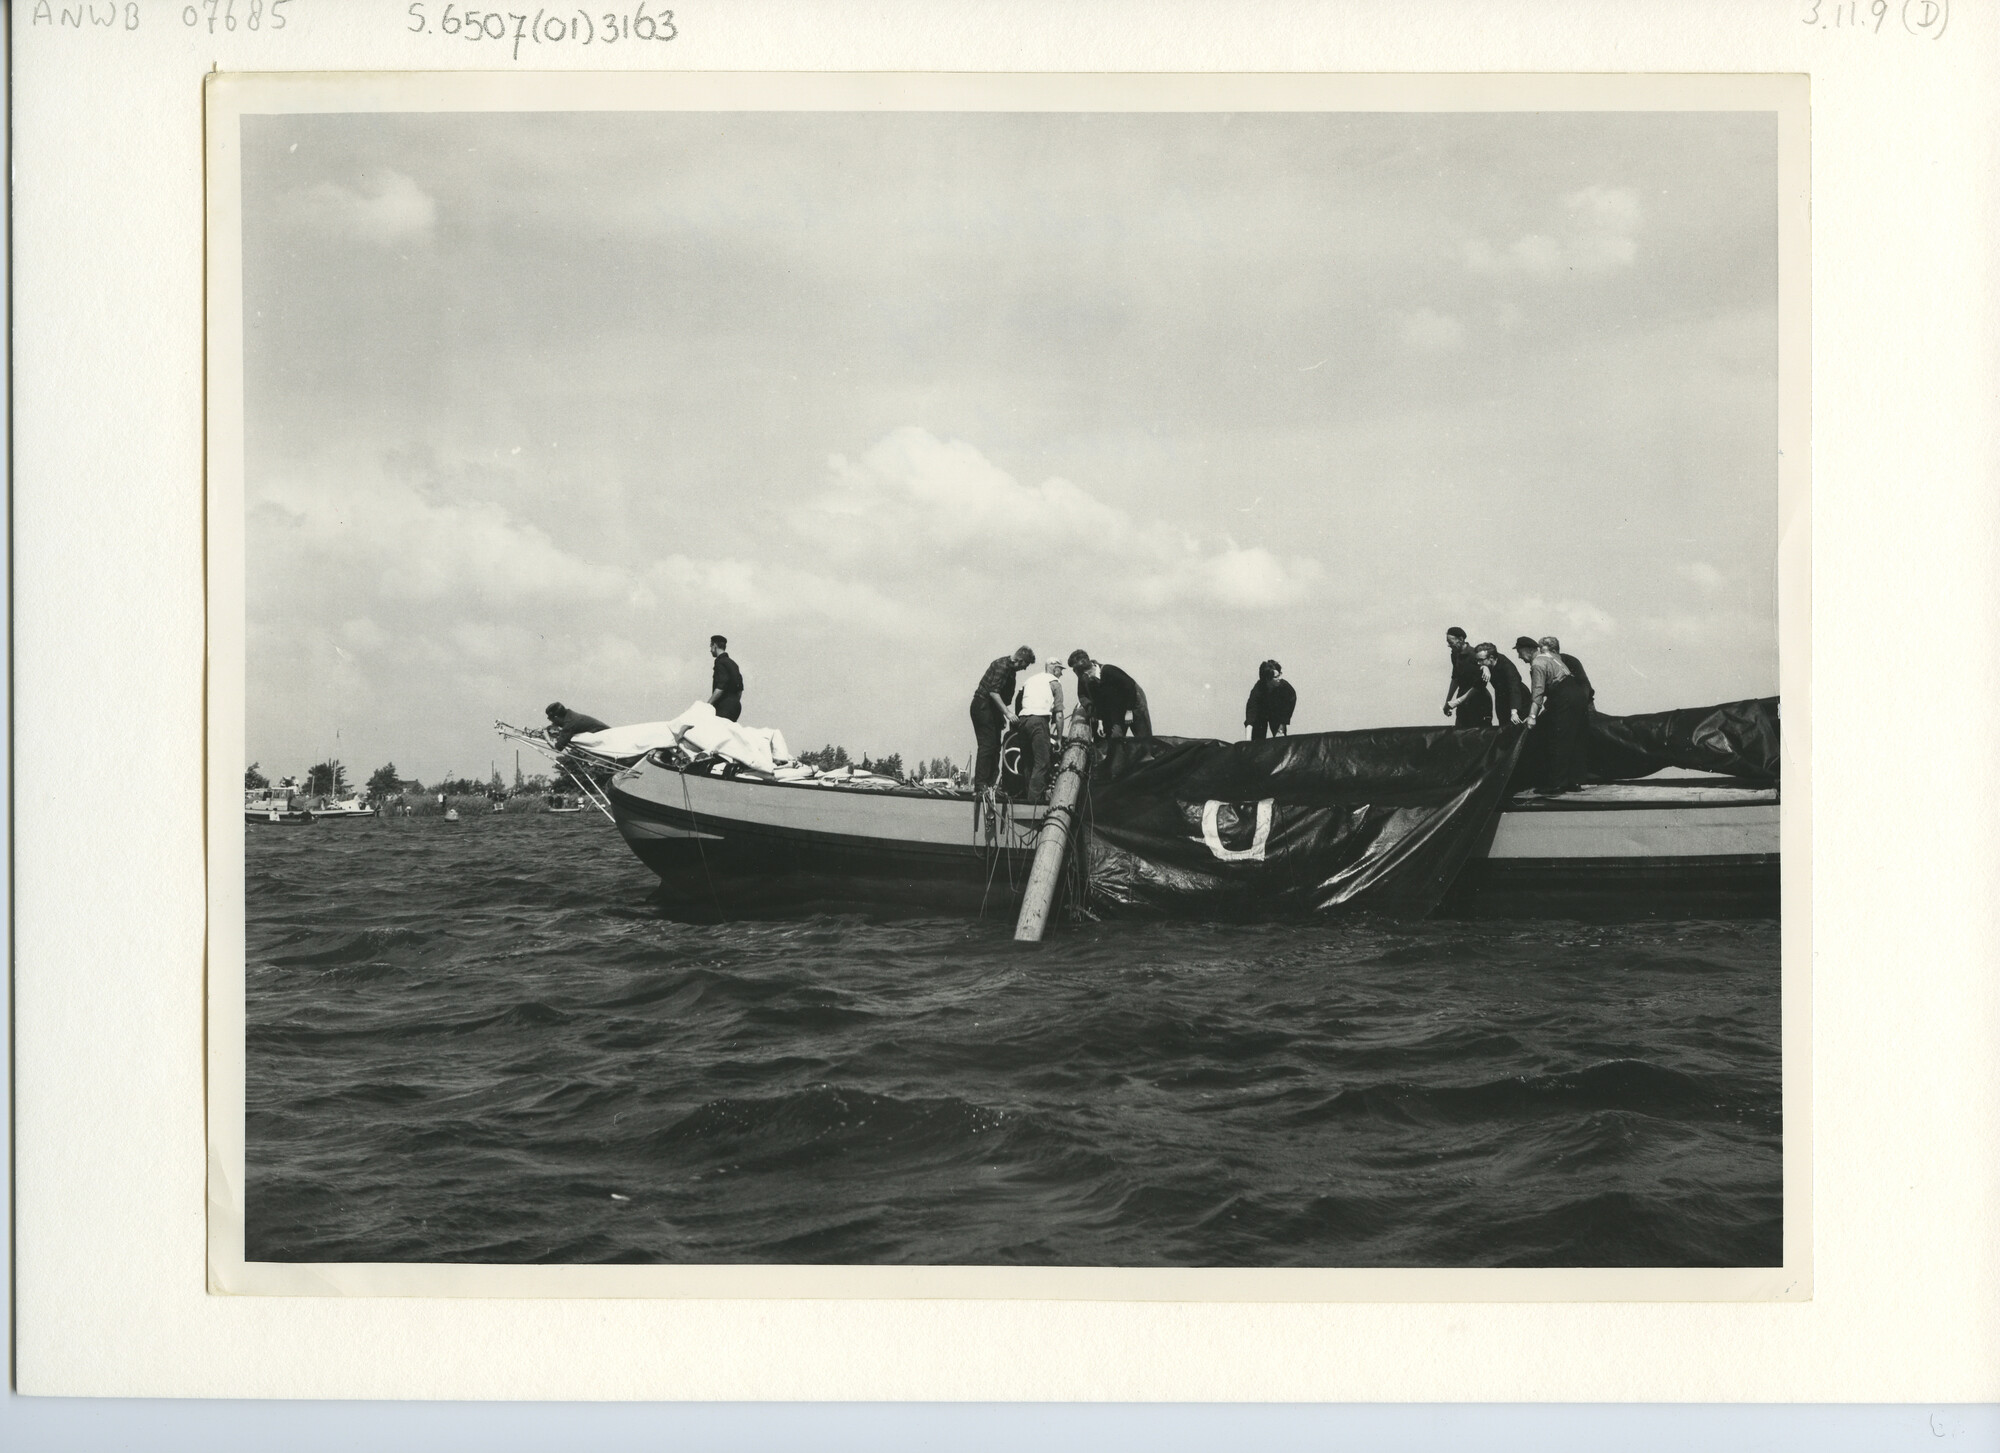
1011,660,1067,801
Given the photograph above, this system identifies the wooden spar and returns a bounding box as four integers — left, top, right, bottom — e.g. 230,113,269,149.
1013,706,1096,943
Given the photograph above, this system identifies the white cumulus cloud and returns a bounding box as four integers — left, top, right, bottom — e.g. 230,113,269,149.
1464,185,1641,279
650,554,911,634
255,470,633,608
1401,307,1466,352
806,427,1321,612
819,428,1127,550
1513,594,1618,644
1680,561,1724,593
292,169,437,247
1183,546,1311,610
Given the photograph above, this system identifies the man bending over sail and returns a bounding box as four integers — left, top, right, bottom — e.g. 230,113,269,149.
544,702,610,749
1068,650,1151,738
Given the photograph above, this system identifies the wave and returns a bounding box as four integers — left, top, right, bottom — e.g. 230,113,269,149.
646,1085,1042,1173
1476,1188,1784,1267
248,997,576,1047
242,831,1783,1266
259,927,433,969
1285,1058,1742,1127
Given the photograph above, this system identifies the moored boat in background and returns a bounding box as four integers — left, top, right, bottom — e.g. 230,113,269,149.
311,796,376,822
245,805,316,826
244,789,315,826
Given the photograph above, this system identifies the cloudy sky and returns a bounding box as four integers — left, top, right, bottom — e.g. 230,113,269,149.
242,108,1777,786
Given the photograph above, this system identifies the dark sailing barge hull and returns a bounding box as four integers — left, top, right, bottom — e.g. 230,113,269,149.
607,761,1778,919
609,767,1047,916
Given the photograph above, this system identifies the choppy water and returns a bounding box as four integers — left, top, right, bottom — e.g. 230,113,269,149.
245,812,1782,1266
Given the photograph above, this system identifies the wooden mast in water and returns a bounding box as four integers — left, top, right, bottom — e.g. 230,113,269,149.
1014,705,1095,943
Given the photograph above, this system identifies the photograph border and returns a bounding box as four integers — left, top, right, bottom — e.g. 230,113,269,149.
204,67,1811,1303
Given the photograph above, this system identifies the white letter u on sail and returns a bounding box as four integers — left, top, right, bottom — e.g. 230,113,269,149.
1199,799,1274,861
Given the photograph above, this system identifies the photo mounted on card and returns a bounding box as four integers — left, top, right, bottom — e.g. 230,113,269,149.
205,71,1810,1300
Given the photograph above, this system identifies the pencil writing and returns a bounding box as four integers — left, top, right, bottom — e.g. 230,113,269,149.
406,4,679,59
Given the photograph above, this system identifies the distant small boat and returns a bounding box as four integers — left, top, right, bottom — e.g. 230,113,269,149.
546,791,585,814
312,797,376,822
444,807,461,822
245,805,315,826
244,790,314,826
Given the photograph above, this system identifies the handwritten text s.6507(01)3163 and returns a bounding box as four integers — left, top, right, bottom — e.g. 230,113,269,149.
407,4,679,60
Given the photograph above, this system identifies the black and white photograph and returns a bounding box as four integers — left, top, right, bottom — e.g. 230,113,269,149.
214,76,1800,1279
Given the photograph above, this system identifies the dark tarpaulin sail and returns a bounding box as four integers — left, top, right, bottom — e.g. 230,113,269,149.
1079,697,1779,918
1083,726,1527,918
1581,696,1780,785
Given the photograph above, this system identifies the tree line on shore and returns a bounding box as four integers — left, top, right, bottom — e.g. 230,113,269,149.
245,760,554,800
247,749,966,799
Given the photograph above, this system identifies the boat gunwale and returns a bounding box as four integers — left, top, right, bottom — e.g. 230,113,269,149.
614,757,1046,815
1499,793,1777,815
617,759,1773,812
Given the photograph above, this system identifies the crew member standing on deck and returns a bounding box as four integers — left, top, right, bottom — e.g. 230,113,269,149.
1266,661,1296,737
707,635,744,722
1515,635,1590,794
1444,626,1488,726
1011,658,1066,802
1068,650,1150,738
970,646,1035,790
1540,635,1595,707
1245,661,1277,741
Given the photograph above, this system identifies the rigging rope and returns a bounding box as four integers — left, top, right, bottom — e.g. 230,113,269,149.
676,765,726,919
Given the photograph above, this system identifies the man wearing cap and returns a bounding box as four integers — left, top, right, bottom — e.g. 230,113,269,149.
971,646,1035,790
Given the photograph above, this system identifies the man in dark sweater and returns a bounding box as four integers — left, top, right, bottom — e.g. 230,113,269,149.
1068,650,1150,738
1245,661,1277,740
707,634,744,721
1444,626,1489,726
1245,660,1299,740
544,702,610,748
1266,661,1297,736
1473,644,1527,724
